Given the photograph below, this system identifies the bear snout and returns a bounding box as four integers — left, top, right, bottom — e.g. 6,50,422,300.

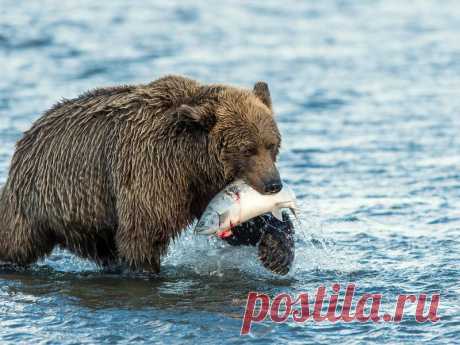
263,178,283,194
261,166,282,194
245,159,282,195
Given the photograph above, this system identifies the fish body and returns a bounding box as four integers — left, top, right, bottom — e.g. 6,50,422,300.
194,180,297,235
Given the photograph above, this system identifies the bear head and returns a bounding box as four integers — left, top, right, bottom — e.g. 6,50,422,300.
176,81,282,195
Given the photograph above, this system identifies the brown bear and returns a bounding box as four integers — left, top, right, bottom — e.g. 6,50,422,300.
0,75,282,273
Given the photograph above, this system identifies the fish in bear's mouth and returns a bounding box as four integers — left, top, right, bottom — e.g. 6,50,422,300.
194,179,297,275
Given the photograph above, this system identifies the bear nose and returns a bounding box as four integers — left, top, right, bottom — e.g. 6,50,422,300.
264,180,283,194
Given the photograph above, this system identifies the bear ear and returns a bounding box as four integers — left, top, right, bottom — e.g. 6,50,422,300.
253,81,272,109
176,104,216,130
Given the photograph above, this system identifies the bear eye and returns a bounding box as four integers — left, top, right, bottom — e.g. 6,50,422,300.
241,146,257,156
266,143,276,151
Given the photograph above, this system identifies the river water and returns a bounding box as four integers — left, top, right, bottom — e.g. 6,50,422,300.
0,1,459,344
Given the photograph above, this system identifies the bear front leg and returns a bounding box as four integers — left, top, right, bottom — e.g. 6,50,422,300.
115,223,167,273
115,200,170,273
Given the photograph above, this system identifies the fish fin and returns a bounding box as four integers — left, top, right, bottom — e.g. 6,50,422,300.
276,201,298,220
217,229,233,239
272,209,284,221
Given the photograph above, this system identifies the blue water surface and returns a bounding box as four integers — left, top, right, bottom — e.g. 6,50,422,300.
0,1,459,344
